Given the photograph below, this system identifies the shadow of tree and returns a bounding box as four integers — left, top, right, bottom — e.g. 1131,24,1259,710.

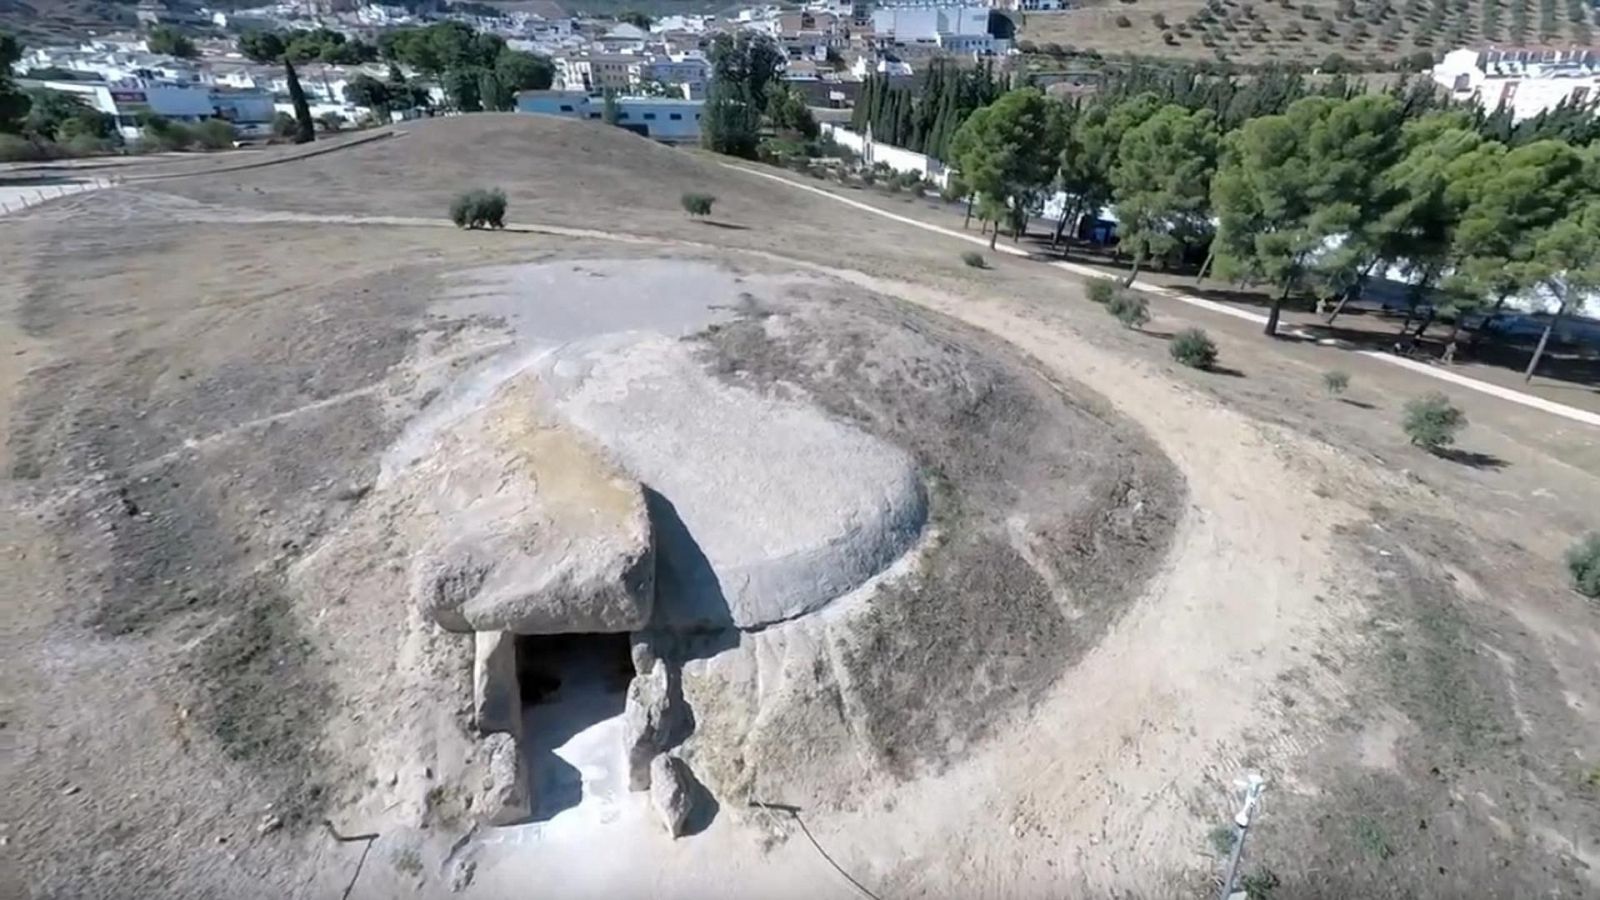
1433,447,1509,470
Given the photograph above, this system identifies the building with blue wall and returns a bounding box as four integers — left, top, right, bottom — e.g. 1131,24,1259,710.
515,91,705,144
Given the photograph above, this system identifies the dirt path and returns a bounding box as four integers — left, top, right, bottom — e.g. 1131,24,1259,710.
713,271,1366,898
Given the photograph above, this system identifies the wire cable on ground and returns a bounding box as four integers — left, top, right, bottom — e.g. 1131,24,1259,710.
749,801,885,900
321,819,380,900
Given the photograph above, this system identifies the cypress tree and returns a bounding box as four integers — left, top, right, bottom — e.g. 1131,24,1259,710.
895,89,914,147
285,58,315,144
852,75,871,131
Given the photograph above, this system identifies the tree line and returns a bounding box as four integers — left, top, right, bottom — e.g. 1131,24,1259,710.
947,82,1600,380
849,61,1004,162
375,21,553,111
236,21,554,145
1095,59,1600,145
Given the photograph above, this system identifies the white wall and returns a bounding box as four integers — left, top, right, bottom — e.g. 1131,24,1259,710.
821,123,951,187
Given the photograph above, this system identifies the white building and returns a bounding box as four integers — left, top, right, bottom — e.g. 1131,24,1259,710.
990,0,1065,9
870,5,1009,53
850,56,915,78
597,23,649,52
652,15,713,34
516,90,704,142
555,53,638,92
31,78,275,140
554,51,709,98
20,40,203,84
643,54,711,99
1431,47,1600,122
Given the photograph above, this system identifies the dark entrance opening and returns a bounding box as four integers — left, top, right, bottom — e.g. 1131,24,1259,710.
514,633,634,821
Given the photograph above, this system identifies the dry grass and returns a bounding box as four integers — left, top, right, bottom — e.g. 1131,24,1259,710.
1019,0,1600,67
9,114,1600,899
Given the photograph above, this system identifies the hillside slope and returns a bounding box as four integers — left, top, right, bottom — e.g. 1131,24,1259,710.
1021,0,1600,67
151,113,980,280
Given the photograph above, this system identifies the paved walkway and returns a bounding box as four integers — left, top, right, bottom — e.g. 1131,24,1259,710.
725,163,1600,429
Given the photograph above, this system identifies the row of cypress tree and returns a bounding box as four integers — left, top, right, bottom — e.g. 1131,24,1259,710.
849,60,1004,162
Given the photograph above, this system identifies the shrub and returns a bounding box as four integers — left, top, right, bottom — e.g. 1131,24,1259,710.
1115,13,1134,26
680,192,716,216
757,135,807,164
1109,292,1151,329
1170,328,1219,369
1087,280,1117,304
271,112,298,139
1402,392,1466,451
1209,824,1238,856
892,170,923,190
0,133,51,162
192,119,237,150
1322,370,1350,395
1241,867,1282,899
449,187,507,229
1401,50,1435,70
961,250,986,268
1567,533,1600,598
140,114,194,151
62,133,114,157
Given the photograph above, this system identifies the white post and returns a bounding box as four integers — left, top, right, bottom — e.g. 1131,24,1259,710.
1218,774,1267,900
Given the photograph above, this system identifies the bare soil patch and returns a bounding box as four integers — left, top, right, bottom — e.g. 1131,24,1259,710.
6,116,1600,900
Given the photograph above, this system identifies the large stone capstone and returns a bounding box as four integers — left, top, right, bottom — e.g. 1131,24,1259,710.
404,374,654,634
531,334,927,630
